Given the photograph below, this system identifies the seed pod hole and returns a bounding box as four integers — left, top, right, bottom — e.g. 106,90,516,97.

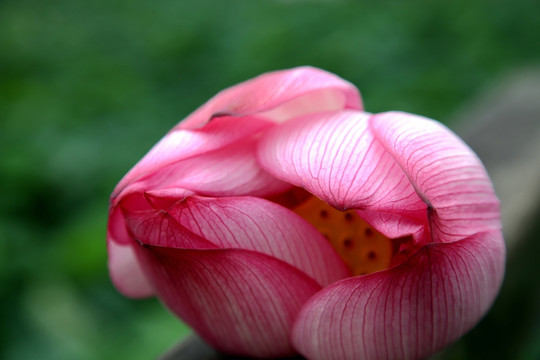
292,194,393,276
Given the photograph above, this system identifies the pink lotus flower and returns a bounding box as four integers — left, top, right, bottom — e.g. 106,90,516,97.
107,67,505,359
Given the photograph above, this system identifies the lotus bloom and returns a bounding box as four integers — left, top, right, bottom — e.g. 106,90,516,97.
107,67,505,359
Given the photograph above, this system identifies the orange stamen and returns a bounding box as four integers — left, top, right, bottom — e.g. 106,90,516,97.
293,195,393,276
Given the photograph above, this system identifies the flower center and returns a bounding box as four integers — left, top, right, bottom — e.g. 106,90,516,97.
293,196,393,276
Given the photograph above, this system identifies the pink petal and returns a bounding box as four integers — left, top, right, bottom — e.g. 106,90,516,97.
107,189,191,297
177,66,362,129
134,245,322,358
108,188,193,246
291,230,506,360
112,115,273,200
354,209,428,241
121,194,349,356
167,196,350,286
107,239,154,298
107,200,155,297
123,207,218,250
107,204,133,246
257,110,427,239
369,112,501,242
144,187,196,209
132,139,291,198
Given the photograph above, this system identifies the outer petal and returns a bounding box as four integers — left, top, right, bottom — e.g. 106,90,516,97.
107,240,153,298
291,230,505,360
112,115,273,200
178,66,362,129
121,195,348,356
107,196,156,297
369,112,501,242
132,244,323,358
257,110,427,239
128,139,291,199
167,196,350,286
107,188,194,297
123,196,350,286
123,207,218,250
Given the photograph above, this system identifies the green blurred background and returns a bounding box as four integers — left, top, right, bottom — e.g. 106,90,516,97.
1,0,539,359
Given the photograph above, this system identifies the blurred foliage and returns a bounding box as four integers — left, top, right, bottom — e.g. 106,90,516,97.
1,0,539,359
